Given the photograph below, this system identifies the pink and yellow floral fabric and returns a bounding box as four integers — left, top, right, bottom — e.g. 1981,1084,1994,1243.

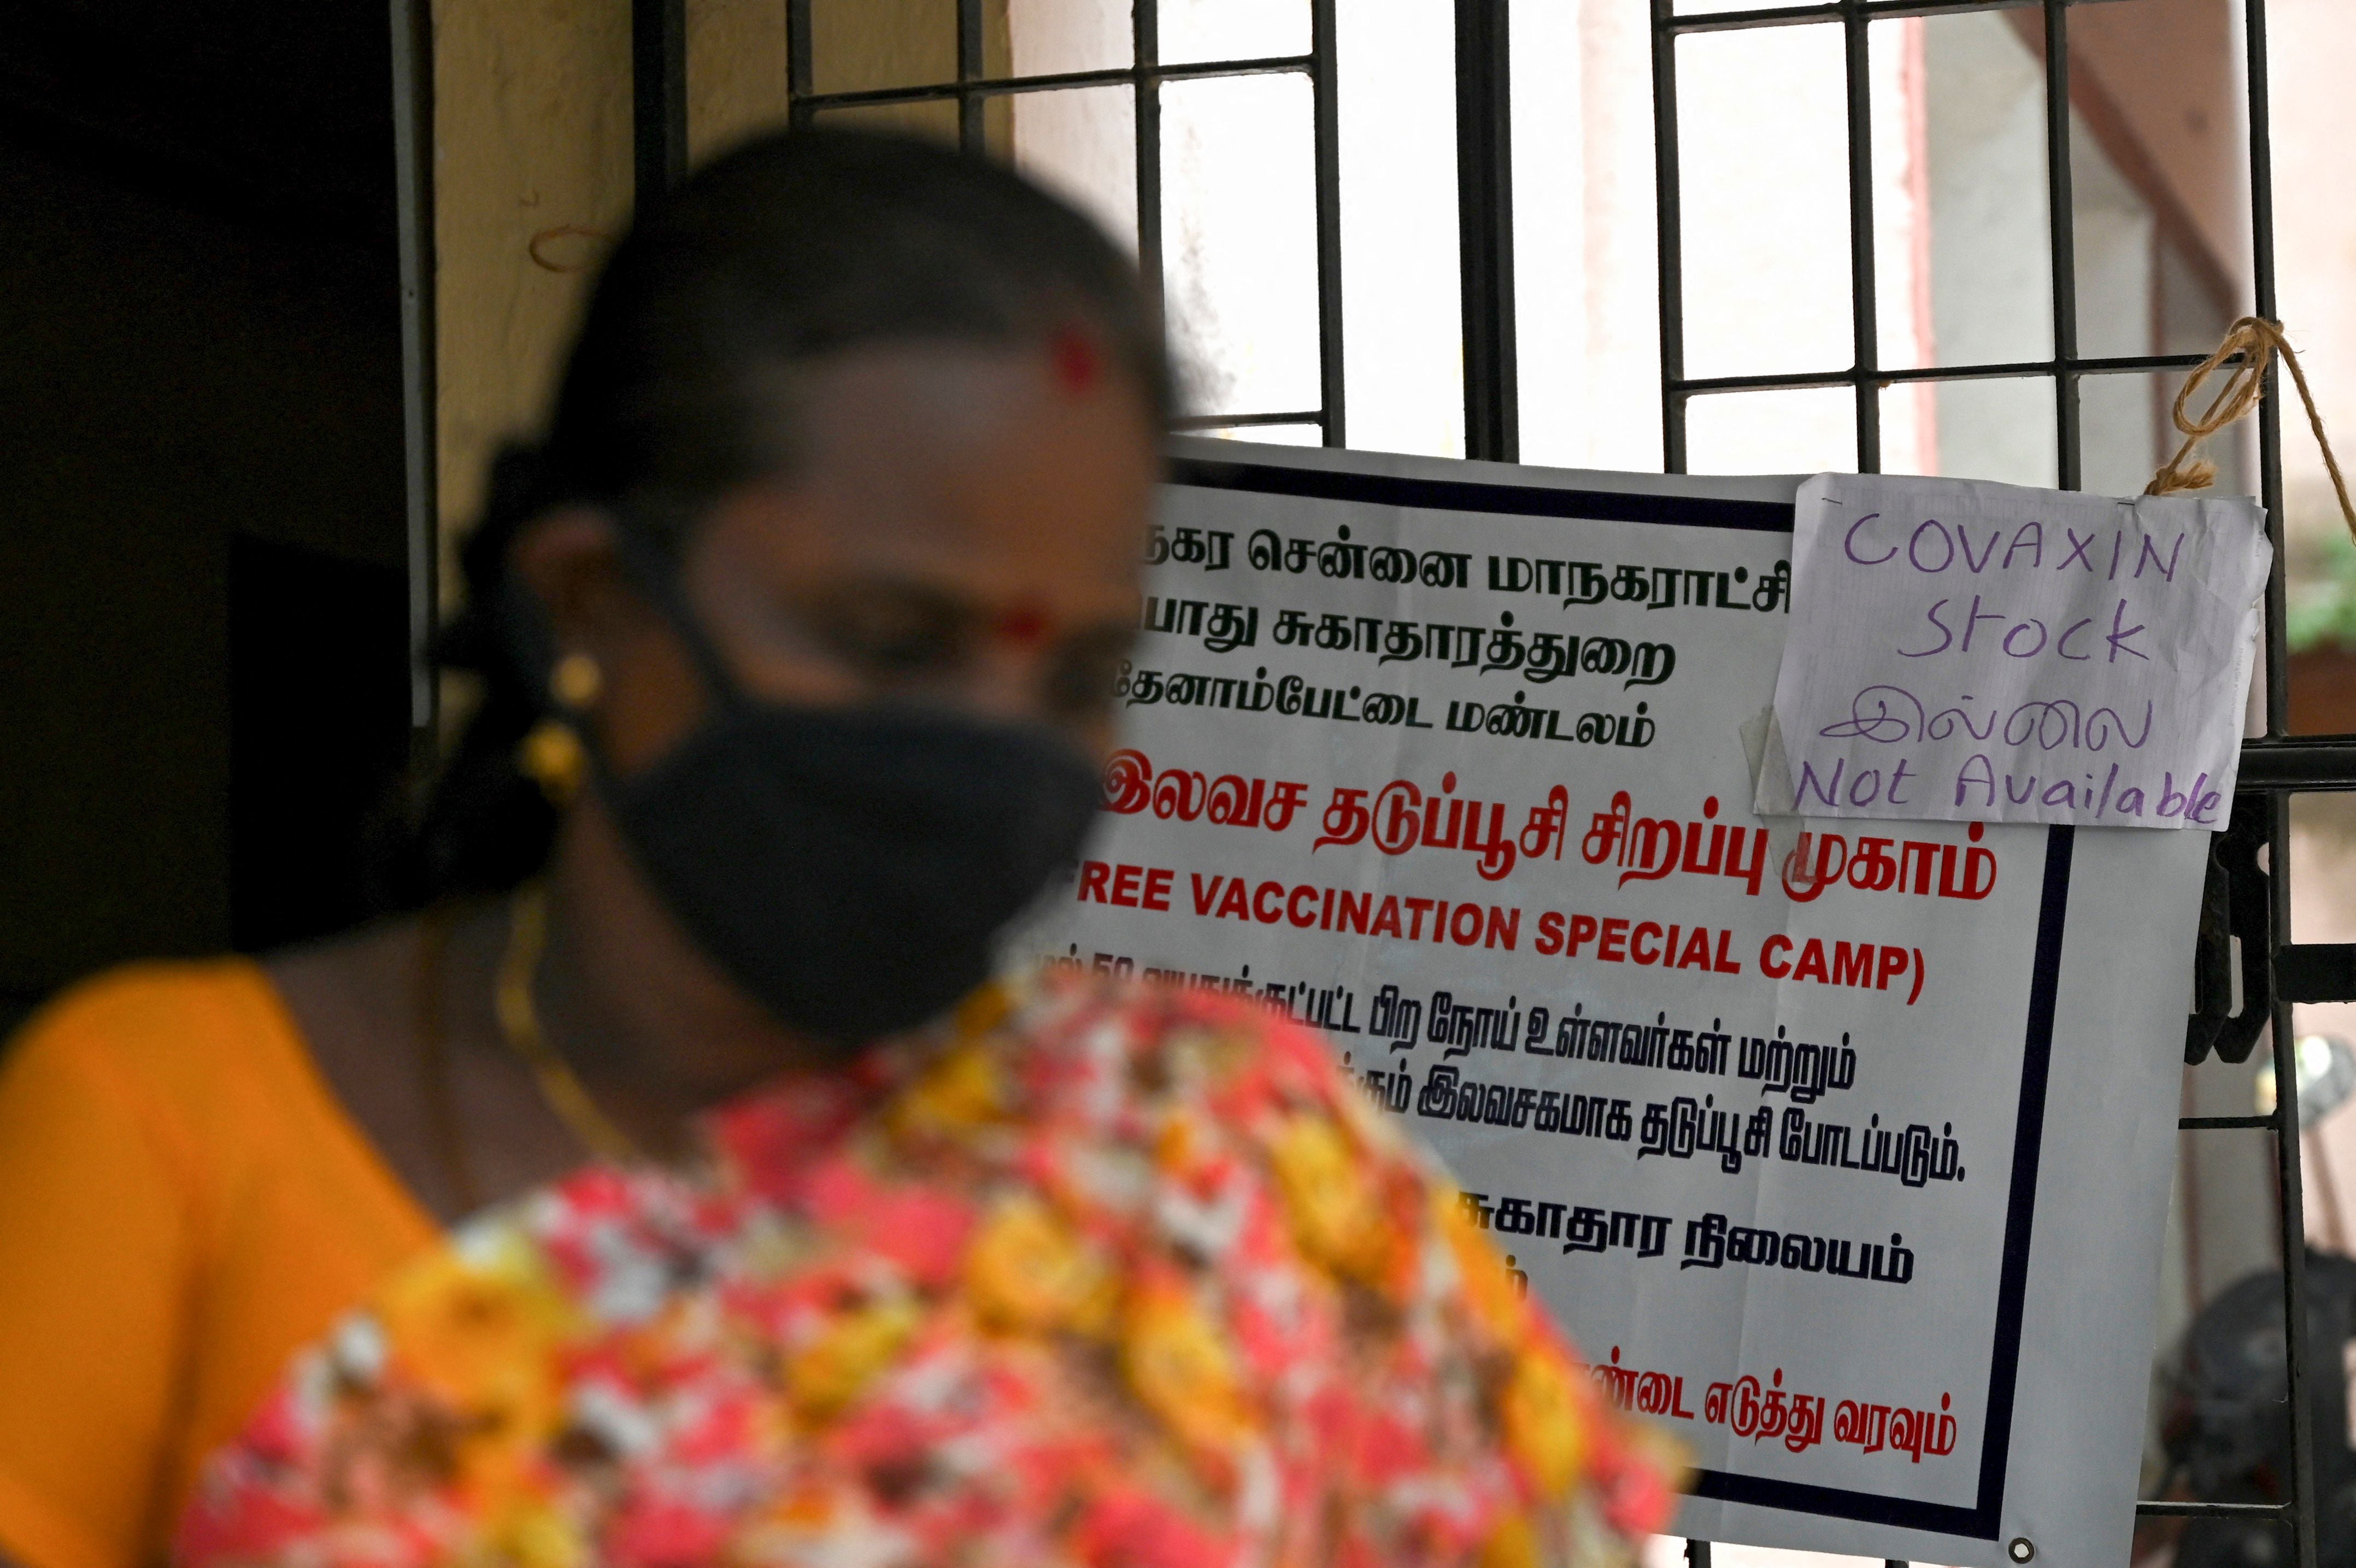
177,977,1676,1568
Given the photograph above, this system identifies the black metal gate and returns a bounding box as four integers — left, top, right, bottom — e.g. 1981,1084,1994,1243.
569,2,2349,1561
1642,10,2331,1568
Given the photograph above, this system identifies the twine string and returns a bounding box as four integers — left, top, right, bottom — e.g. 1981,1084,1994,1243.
2145,315,2356,548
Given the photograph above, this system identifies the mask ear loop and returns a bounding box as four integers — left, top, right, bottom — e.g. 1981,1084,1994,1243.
497,509,753,802
493,504,743,715
607,520,754,715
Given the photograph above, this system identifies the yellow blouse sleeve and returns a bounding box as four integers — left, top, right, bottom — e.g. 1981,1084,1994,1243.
0,964,437,1568
0,990,199,1568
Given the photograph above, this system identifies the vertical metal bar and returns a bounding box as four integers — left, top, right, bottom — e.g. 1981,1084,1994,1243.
2249,0,2286,740
1650,0,1687,474
390,0,437,730
1134,0,1163,306
786,0,813,128
2271,835,2316,1568
2043,0,2081,490
632,0,689,198
956,0,985,152
1687,1540,1711,1568
1312,0,1347,448
1456,0,1519,463
2245,5,2313,1565
1842,1,1879,473
2272,882,2319,1568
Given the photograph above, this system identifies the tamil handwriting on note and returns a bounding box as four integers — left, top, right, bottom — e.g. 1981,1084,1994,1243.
1765,473,2271,829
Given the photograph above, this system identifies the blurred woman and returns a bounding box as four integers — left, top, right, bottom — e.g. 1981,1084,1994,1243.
0,130,1672,1568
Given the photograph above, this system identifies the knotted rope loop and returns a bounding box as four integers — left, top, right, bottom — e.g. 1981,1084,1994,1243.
2146,315,2356,547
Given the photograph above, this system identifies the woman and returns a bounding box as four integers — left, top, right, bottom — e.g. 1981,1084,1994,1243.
0,130,1672,1568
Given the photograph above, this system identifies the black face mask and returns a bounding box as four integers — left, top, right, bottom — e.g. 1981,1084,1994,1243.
552,549,1102,1047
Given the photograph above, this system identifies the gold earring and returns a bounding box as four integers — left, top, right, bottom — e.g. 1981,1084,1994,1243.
518,720,587,804
550,651,602,710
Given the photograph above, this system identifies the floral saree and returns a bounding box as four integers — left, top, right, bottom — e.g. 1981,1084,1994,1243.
177,977,1676,1568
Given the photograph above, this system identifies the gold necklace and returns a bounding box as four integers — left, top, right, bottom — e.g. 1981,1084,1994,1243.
496,883,645,1164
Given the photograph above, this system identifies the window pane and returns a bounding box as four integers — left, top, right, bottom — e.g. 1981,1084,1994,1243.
1877,376,2058,488
808,0,956,93
2078,368,2250,501
1338,0,1459,458
1160,0,1308,66
1011,86,1137,252
2077,370,2170,497
2269,0,2356,738
2168,1054,2286,1303
2293,798,2356,945
810,99,961,142
2067,0,2252,359
1683,387,1855,476
1512,0,1661,472
1676,24,1853,379
2283,465,2356,738
1871,11,2054,373
1160,73,1320,419
1008,0,1130,77
2290,798,2356,1258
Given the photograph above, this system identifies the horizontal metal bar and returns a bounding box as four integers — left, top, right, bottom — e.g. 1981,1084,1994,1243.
1665,0,2038,37
2077,351,2243,377
2238,737,2356,792
2180,1114,2281,1131
1673,368,1860,397
2278,944,2356,1004
794,54,1311,112
1662,1,1847,30
1671,351,2229,400
2136,1500,2295,1518
1171,410,1325,431
1661,0,2150,36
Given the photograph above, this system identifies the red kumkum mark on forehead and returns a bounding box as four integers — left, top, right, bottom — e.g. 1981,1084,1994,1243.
994,603,1053,648
1048,328,1101,395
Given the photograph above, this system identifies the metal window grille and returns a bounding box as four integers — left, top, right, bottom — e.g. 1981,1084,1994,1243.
603,3,2353,1563
1651,8,2329,1568
775,0,1348,444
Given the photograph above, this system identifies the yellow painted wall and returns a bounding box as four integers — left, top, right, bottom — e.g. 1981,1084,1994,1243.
430,0,1006,595
432,0,631,561
688,0,791,162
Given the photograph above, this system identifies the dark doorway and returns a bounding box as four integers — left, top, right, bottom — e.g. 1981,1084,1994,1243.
228,537,410,954
0,2,409,1033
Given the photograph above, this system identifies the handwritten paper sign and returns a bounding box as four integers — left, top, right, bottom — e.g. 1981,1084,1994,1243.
1025,441,2210,1568
1762,474,2269,828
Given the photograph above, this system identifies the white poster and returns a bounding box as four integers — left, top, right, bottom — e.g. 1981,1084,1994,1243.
1021,441,2210,1568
